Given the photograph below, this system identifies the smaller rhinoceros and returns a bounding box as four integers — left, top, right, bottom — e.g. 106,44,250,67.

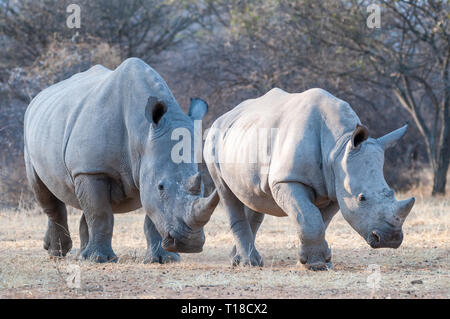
24,58,219,263
204,88,415,270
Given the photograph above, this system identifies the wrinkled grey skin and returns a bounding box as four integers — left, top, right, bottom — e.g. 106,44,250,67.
205,88,415,270
24,58,219,263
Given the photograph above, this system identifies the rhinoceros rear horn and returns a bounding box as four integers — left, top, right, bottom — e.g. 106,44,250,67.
377,123,409,150
188,98,208,120
185,173,202,195
145,96,167,125
186,190,219,229
351,124,369,148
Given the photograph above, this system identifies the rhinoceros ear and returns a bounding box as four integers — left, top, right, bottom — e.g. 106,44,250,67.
145,96,167,126
351,124,369,148
377,123,409,150
188,98,208,120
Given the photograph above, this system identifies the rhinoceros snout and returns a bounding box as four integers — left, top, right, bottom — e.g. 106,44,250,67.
368,229,403,249
161,230,204,253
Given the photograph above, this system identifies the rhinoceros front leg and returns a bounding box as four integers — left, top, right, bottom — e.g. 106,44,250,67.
318,202,339,269
230,206,265,266
143,215,180,264
321,202,340,231
272,182,331,271
75,175,117,263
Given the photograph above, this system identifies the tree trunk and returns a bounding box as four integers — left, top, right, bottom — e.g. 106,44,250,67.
432,121,449,195
432,163,449,195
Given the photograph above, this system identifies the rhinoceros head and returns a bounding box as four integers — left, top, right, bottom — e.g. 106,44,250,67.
334,124,415,249
139,97,219,253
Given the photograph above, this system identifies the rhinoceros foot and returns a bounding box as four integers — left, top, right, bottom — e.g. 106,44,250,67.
43,221,72,257
298,241,332,271
144,248,180,264
230,245,264,267
80,244,118,263
299,261,332,271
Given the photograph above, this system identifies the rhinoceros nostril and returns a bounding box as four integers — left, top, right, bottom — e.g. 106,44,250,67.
372,231,381,243
368,230,382,248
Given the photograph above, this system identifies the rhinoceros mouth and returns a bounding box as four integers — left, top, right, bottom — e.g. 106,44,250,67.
367,229,403,249
161,230,204,253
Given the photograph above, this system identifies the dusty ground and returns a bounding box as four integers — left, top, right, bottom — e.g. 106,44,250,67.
0,193,448,299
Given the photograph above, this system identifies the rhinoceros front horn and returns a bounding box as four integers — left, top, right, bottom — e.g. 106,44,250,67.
185,190,220,229
396,197,415,221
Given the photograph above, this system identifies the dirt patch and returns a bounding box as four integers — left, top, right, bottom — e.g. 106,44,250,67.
0,194,448,298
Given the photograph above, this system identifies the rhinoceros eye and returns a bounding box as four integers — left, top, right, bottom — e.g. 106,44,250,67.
358,193,366,201
158,184,164,191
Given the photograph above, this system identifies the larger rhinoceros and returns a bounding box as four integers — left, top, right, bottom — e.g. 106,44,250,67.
204,88,415,270
24,58,219,263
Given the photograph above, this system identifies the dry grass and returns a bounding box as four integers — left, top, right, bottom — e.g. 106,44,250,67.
0,193,448,299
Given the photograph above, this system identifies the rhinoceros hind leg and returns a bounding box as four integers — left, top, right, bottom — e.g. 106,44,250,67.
75,175,117,263
215,182,261,267
143,215,180,264
26,163,72,257
42,201,72,257
230,206,264,266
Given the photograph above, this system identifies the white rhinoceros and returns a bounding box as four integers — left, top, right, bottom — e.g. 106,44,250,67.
204,88,415,270
24,58,218,263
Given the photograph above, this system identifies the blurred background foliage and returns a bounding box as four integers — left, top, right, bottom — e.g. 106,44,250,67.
0,0,448,208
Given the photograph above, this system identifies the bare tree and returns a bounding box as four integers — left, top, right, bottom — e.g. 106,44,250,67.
281,0,449,195
82,0,200,62
0,0,68,69
193,0,449,195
